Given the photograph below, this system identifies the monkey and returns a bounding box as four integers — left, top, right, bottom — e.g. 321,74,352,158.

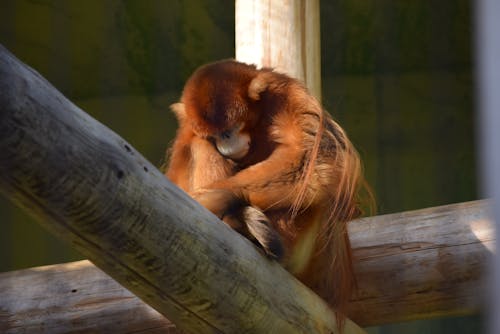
165,60,373,322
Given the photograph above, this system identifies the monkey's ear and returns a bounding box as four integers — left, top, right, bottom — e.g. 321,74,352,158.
248,72,273,100
170,102,186,122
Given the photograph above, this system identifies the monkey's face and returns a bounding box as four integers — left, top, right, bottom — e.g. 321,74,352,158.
193,91,253,161
212,123,250,160
171,100,252,161
175,60,269,161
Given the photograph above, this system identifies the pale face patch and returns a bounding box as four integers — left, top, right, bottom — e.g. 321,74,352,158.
214,123,250,160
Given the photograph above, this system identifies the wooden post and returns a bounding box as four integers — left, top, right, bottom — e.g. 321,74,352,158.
0,44,365,334
235,0,322,100
476,1,500,333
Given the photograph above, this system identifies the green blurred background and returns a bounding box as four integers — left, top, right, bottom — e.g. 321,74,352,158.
0,0,479,332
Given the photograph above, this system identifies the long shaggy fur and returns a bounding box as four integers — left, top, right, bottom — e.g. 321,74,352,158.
165,60,374,327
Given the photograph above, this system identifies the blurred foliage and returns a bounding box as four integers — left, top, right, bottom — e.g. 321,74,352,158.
0,0,478,332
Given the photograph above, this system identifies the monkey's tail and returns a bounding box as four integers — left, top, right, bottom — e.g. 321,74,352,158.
289,107,325,221
297,108,374,329
325,124,376,330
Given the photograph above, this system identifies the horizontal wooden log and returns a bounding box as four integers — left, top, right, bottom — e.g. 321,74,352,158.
348,199,493,326
0,261,173,333
0,200,492,332
0,44,365,334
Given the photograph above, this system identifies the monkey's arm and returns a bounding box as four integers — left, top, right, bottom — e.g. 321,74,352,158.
194,143,307,212
189,137,237,191
192,110,323,214
169,135,284,260
165,129,194,192
167,134,236,193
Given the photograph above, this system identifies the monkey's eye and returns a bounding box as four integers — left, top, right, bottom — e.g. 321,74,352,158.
220,130,232,139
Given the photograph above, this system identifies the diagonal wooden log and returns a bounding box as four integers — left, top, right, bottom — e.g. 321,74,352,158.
0,44,366,333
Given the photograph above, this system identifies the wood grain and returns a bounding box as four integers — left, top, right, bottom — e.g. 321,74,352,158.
235,0,322,100
0,261,174,333
349,200,493,326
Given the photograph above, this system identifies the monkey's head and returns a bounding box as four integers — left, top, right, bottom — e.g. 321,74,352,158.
172,60,275,161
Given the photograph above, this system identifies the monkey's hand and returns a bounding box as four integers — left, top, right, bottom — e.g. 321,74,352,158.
192,188,237,219
193,189,284,260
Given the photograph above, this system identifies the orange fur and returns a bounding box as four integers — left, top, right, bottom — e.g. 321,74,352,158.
165,60,373,325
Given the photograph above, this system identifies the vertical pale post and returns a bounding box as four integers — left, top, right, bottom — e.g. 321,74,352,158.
476,1,500,334
235,0,322,100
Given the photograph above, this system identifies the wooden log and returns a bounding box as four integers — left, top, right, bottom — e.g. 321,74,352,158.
235,0,322,100
0,261,174,334
348,199,493,326
0,200,492,332
0,44,365,333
